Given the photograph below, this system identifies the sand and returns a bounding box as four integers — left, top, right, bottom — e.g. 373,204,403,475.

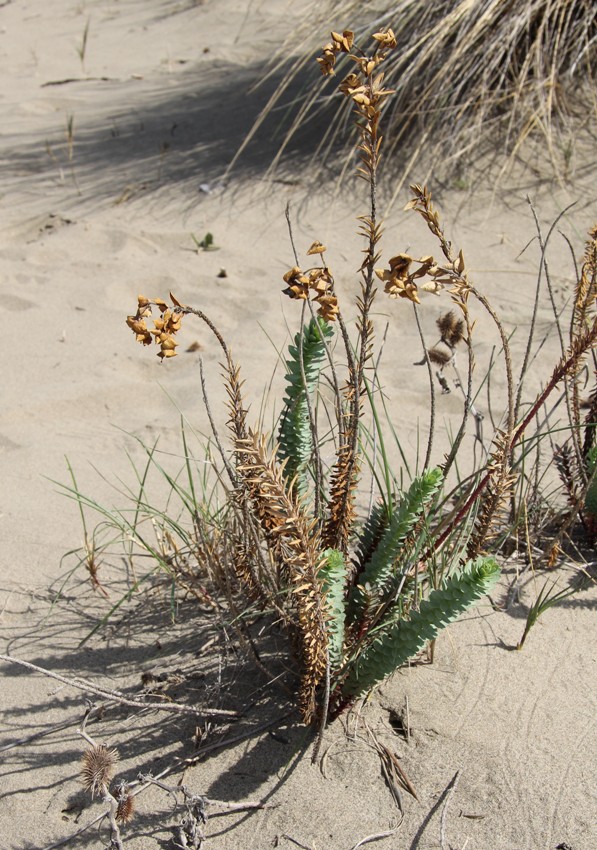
1,1,596,848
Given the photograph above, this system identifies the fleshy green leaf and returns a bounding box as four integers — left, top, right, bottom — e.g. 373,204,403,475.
277,317,334,494
318,548,347,670
343,556,501,697
350,467,443,618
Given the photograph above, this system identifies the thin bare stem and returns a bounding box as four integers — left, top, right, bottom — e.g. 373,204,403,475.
440,770,461,850
412,304,435,470
349,829,401,850
0,654,237,719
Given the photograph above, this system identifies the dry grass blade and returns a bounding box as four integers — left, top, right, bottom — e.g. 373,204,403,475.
378,742,419,805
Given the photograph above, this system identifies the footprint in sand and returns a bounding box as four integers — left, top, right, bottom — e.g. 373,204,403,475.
3,293,36,311
0,434,21,453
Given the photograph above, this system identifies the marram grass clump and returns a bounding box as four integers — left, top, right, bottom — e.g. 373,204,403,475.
249,0,597,187
121,27,597,739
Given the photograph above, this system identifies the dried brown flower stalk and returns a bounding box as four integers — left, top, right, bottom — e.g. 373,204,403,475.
573,226,597,462
323,392,360,555
466,431,518,557
315,29,398,555
236,430,329,722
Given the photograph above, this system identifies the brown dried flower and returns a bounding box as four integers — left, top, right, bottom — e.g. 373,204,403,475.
283,266,310,300
317,30,354,75
125,316,152,345
314,293,339,322
372,28,397,50
331,30,354,53
355,56,382,77
308,267,333,295
136,295,152,317
375,253,438,304
282,264,338,321
338,73,361,97
127,295,185,359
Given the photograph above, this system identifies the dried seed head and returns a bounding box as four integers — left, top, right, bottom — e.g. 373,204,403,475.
115,788,135,823
428,347,452,366
127,294,185,359
436,311,465,347
314,293,339,322
436,311,456,337
372,28,397,50
81,744,118,797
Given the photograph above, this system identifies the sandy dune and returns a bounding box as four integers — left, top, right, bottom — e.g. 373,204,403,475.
1,2,596,848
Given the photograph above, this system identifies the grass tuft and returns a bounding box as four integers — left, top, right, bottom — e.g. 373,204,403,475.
240,1,596,189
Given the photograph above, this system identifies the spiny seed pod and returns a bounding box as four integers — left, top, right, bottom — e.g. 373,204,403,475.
81,744,118,797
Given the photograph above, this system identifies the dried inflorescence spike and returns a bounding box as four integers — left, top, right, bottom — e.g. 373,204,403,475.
317,26,397,138
405,184,443,242
405,185,470,294
380,184,474,309
81,744,118,797
235,430,329,723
